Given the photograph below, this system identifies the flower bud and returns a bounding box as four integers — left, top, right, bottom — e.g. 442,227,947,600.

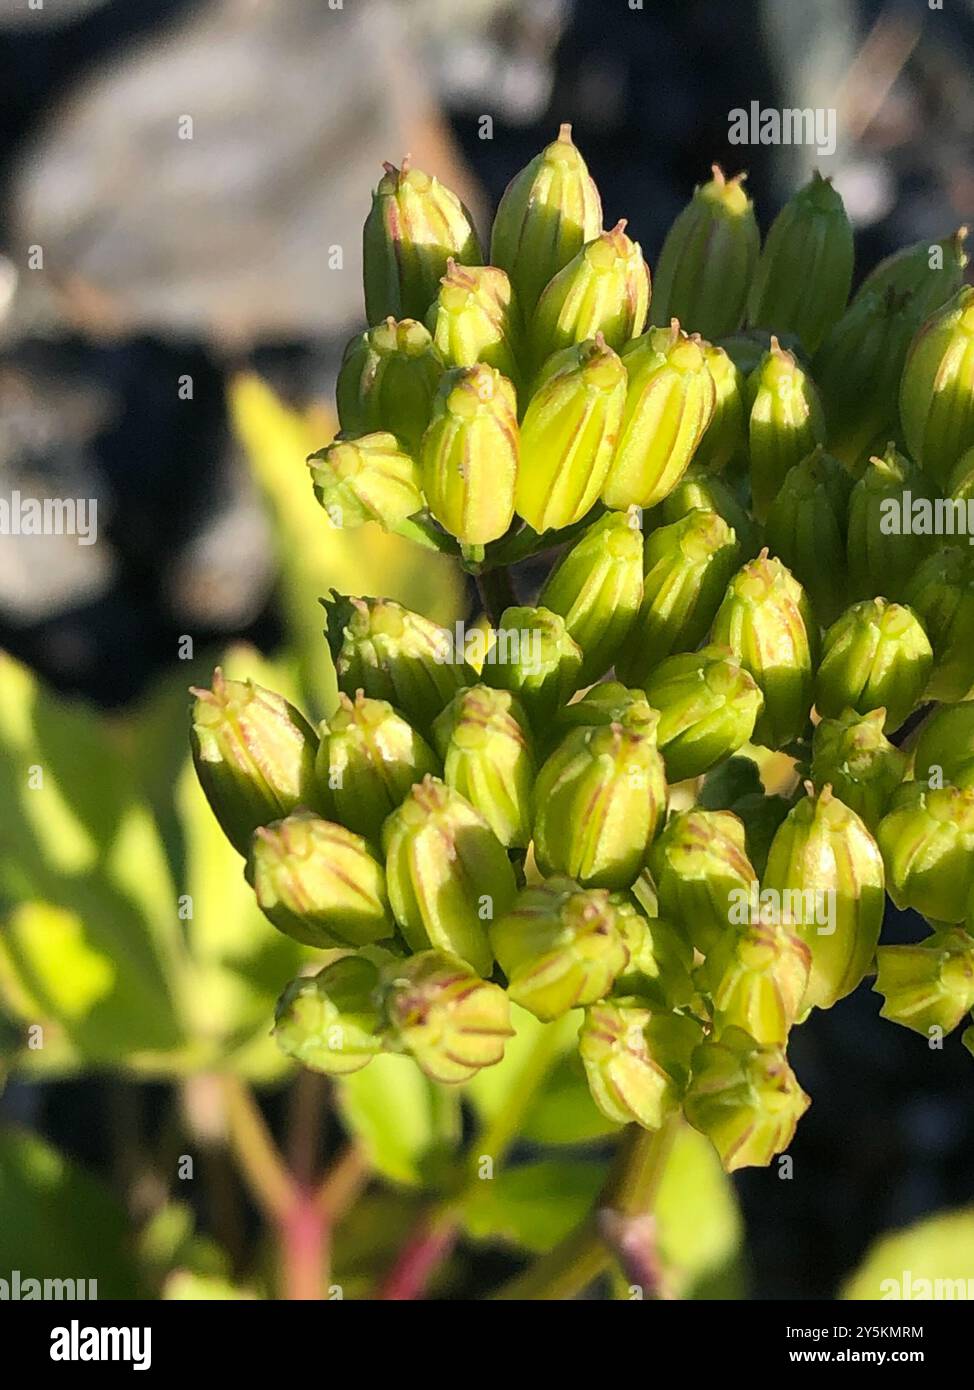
874,926,974,1037
905,547,974,702
382,951,513,1084
684,1027,810,1172
815,598,932,734
601,322,716,510
644,644,764,783
481,605,583,728
273,957,385,1076
857,225,969,309
610,896,695,1008
420,363,518,544
363,157,482,324
704,918,812,1046
710,552,817,750
309,431,423,531
655,467,761,558
913,702,974,789
764,447,853,626
557,681,657,733
515,335,627,532
322,592,471,735
579,1002,701,1130
748,172,854,354
190,670,323,855
431,684,535,848
489,877,628,1020
877,780,974,923
650,166,759,340
247,812,394,949
810,708,908,831
946,444,974,504
719,327,801,379
336,318,443,453
533,716,667,890
490,123,603,322
747,338,826,522
317,692,439,844
649,808,757,955
426,260,522,385
764,786,885,1010
900,286,974,488
529,221,650,374
693,343,747,474
538,508,644,683
382,775,515,975
846,443,935,604
614,509,741,685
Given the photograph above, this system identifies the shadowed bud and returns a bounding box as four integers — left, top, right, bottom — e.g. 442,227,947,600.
764,447,853,626
913,702,974,789
538,508,644,683
317,692,439,844
273,957,385,1075
875,926,974,1037
747,338,826,522
846,443,935,604
810,708,908,831
655,467,761,558
748,172,854,354
764,785,885,1010
815,598,932,734
558,681,658,735
684,1027,810,1172
614,509,741,685
855,226,968,317
432,684,535,848
190,671,323,856
644,644,764,783
650,166,759,340
610,895,696,1008
336,318,443,453
877,780,974,924
719,327,802,379
490,877,628,1020
905,547,974,702
693,343,747,474
703,919,812,1046
482,605,584,728
490,123,603,322
247,812,394,949
363,158,482,324
382,951,513,1084
649,808,757,955
309,432,424,531
900,286,974,488
382,775,515,975
946,444,974,504
516,335,627,533
426,260,522,385
420,363,518,544
579,1002,701,1130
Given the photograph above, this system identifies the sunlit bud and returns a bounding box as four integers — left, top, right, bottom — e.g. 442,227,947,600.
913,702,974,790
420,363,518,544
899,286,974,488
431,684,535,848
273,957,385,1076
382,951,513,1084
874,926,974,1037
809,708,908,832
336,318,443,453
649,808,757,955
904,547,974,702
815,598,933,734
747,338,826,523
481,605,583,728
877,780,974,925
703,919,812,1046
655,467,761,559
426,260,522,385
579,1002,702,1130
693,343,747,474
309,432,424,532
644,644,764,784
609,895,696,1009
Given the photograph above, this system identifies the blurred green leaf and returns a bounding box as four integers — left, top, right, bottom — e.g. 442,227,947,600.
332,1189,427,1298
463,1158,604,1252
520,1051,621,1146
337,1055,439,1187
655,1124,745,1298
842,1206,974,1299
162,1271,259,1300
137,1201,231,1293
464,1004,580,1134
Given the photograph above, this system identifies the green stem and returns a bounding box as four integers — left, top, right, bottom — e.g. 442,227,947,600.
482,506,604,571
392,513,461,555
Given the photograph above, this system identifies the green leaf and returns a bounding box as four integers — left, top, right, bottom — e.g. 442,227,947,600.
163,1272,259,1300
337,1055,439,1186
655,1124,745,1298
463,1159,604,1252
520,1052,621,1146
465,1004,580,1136
841,1206,974,1299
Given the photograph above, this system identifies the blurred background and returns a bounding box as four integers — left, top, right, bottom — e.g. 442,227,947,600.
0,0,973,1300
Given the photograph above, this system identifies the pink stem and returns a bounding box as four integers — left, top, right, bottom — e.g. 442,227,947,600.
378,1213,457,1301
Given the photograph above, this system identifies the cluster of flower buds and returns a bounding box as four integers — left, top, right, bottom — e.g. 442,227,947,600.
192,127,974,1178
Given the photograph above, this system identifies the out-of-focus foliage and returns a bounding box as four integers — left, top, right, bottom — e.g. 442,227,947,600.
842,1207,974,1299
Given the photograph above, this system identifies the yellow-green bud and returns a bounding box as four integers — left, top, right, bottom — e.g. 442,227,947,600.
703,919,812,1046
763,447,853,627
855,226,968,318
846,443,935,604
875,926,974,1037
913,702,974,790
420,363,518,544
481,605,583,728
382,951,513,1084
431,684,535,848
610,896,695,1009
336,317,443,453
579,1002,701,1130
905,547,974,702
273,957,386,1076
815,598,933,734
649,808,757,955
809,708,908,832
877,780,974,924
644,644,764,784
900,286,974,488
426,260,522,385
747,338,826,522
309,431,424,531
656,467,761,559
693,342,747,474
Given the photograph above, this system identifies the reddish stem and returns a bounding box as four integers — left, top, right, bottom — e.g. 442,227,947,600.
281,1190,328,1301
378,1212,457,1301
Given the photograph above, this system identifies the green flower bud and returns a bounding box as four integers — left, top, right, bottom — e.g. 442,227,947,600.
558,681,656,733
247,812,394,949
515,335,627,533
747,172,854,354
900,286,974,488
529,221,650,374
481,605,583,728
610,896,695,1008
336,318,443,453
874,926,974,1037
316,691,439,844
703,918,812,1046
877,780,974,923
533,716,667,890
710,552,817,750
649,808,757,955
601,322,716,510
764,786,885,1010
489,877,628,1020
656,467,761,559
693,342,747,474
490,123,603,322
308,431,424,531
382,950,513,1084
431,684,535,848
614,509,741,686
579,1002,701,1130
644,644,764,783
420,363,518,545
719,327,802,379
913,702,974,789
426,260,521,385
538,508,644,683
747,338,826,522
190,670,323,856
905,547,974,701
684,1027,810,1172
846,443,935,604
810,708,908,831
650,166,760,340
382,775,515,974
363,157,482,324
855,226,968,320
946,444,974,504
815,598,933,733
322,592,471,735
764,447,853,626
273,957,385,1076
